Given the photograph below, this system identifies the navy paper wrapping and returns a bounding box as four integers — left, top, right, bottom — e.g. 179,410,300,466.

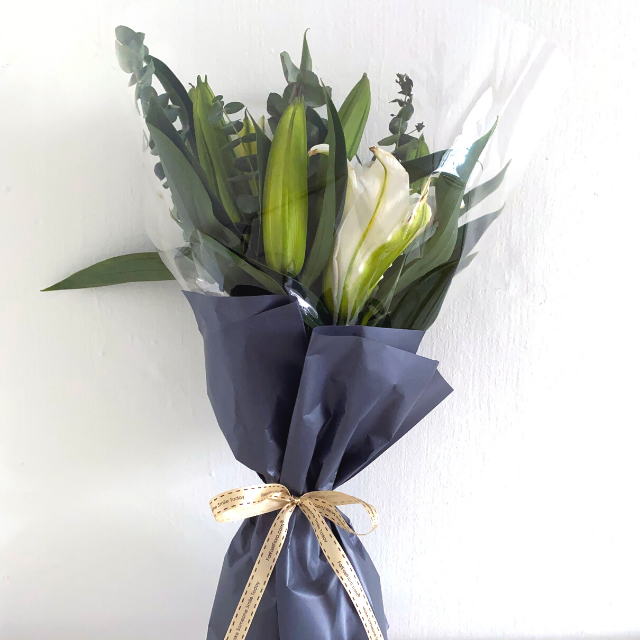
184,292,453,640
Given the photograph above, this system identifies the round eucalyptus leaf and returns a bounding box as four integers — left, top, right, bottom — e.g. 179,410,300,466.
115,42,144,73
224,102,245,114
221,121,244,135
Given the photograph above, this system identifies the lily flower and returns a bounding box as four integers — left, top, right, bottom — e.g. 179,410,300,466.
323,147,433,324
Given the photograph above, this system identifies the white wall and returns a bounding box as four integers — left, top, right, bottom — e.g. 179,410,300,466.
1,1,639,639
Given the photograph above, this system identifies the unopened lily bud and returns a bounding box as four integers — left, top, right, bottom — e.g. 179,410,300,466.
263,98,308,276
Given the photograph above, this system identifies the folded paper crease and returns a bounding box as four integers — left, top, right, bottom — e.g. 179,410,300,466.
184,292,453,640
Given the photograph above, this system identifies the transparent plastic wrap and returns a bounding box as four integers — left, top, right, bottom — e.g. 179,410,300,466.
108,8,570,640
122,4,567,331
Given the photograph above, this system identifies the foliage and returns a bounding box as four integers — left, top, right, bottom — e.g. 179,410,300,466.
45,27,511,334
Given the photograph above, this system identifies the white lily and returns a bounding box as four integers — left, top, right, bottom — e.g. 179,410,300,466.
321,146,433,324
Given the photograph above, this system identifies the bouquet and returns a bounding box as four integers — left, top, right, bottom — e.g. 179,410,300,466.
45,19,560,640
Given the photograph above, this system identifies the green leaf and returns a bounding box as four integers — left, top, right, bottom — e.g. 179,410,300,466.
220,120,243,135
401,149,448,183
388,225,467,330
390,260,459,331
147,122,240,247
267,92,287,118
300,29,312,73
233,156,256,173
300,88,347,288
224,101,244,114
407,134,430,192
43,253,174,291
338,73,371,160
148,55,196,154
280,51,300,83
305,107,328,143
144,96,239,238
300,82,327,108
378,134,400,146
395,122,498,293
189,77,244,223
388,205,504,330
193,230,285,296
247,113,272,259
236,195,260,214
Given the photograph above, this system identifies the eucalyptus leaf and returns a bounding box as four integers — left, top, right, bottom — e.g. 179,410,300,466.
378,134,400,146
43,252,174,291
234,156,256,173
236,195,260,214
224,102,245,114
267,92,287,117
280,51,300,83
306,107,328,143
220,120,243,135
115,42,145,73
222,137,244,151
228,172,258,182
301,82,328,108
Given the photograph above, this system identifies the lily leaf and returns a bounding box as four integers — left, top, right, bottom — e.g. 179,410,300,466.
338,73,371,160
144,95,238,238
300,29,312,74
147,122,240,248
300,88,347,288
396,122,498,292
388,205,504,330
401,149,448,183
148,55,196,154
43,253,174,291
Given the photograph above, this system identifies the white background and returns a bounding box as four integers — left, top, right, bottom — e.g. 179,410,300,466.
1,1,639,639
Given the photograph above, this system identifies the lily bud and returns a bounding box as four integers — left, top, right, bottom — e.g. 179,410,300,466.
338,73,371,160
263,98,308,276
189,76,242,222
235,112,264,158
325,147,432,324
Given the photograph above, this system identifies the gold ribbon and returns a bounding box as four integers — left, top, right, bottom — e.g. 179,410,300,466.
210,483,384,640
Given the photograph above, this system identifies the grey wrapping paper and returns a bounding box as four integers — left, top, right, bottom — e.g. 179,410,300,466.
184,292,453,640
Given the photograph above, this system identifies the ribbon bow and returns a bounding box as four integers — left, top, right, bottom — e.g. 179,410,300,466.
210,483,384,640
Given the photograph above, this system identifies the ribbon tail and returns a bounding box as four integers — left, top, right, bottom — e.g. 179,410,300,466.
223,503,296,640
300,501,385,640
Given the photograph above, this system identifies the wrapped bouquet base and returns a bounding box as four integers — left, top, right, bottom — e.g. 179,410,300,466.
43,12,565,637
185,292,452,640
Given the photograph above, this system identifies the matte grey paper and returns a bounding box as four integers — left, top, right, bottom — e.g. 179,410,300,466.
184,292,453,640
